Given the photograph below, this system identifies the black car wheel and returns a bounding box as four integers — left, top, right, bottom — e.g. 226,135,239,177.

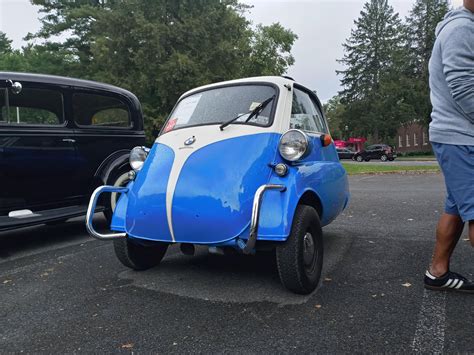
276,205,323,294
380,154,388,162
356,155,363,162
113,237,168,270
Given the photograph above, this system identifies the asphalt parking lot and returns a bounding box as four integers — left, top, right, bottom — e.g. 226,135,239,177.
1,173,472,353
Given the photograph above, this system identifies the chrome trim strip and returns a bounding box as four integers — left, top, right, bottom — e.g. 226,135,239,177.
86,185,128,240
243,184,286,254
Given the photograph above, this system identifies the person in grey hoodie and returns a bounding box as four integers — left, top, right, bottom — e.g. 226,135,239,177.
424,0,474,293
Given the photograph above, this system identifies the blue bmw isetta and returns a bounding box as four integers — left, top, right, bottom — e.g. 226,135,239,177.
86,76,349,294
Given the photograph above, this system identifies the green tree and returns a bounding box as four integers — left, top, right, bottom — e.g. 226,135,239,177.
26,0,297,142
337,0,404,140
323,96,346,140
241,23,298,77
403,0,449,125
0,32,12,54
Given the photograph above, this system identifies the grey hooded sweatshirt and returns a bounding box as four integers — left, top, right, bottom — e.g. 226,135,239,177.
429,6,474,145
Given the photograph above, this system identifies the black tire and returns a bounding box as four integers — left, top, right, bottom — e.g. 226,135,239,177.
356,155,363,162
380,154,388,162
276,205,323,294
113,237,168,270
104,170,130,224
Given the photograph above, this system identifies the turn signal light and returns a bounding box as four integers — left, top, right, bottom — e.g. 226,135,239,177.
320,134,333,147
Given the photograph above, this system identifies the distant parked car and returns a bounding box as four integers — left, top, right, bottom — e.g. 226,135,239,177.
0,72,146,231
336,148,355,160
353,144,397,162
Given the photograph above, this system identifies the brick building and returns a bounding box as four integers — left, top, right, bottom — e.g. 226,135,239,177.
396,122,432,154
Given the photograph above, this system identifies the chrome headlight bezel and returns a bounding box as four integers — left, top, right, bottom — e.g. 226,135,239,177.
278,129,310,162
129,146,149,171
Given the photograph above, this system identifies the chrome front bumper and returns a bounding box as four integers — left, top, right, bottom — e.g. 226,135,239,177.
85,184,286,250
242,184,286,254
86,185,128,240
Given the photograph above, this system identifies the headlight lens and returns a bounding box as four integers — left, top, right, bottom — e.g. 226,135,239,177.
129,146,149,171
278,130,309,161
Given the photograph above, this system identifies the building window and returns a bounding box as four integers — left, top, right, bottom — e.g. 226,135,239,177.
414,133,418,146
423,131,428,145
406,134,410,147
399,135,403,148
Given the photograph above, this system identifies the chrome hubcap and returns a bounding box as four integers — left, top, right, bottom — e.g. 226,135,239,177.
303,232,315,266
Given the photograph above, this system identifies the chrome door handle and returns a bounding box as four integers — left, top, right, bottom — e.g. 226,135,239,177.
62,138,76,143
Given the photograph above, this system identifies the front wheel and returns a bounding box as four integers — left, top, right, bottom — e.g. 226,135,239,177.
380,154,388,162
276,205,323,294
356,155,363,162
113,237,168,270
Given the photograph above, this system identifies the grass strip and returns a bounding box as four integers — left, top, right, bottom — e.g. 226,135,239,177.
342,163,440,175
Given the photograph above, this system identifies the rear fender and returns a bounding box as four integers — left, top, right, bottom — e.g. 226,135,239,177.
94,150,131,185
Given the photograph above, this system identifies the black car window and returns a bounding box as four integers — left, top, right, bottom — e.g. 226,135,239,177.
0,87,64,125
73,93,131,128
290,88,328,133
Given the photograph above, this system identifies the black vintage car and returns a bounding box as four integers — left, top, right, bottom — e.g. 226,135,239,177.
353,144,397,162
336,148,355,160
0,72,146,231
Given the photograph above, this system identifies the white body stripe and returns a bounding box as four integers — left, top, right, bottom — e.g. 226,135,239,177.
449,279,458,288
455,280,464,289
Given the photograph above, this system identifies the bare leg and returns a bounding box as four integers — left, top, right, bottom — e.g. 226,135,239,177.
469,221,474,247
429,213,464,277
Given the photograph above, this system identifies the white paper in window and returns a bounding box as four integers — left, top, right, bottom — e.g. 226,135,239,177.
174,94,201,125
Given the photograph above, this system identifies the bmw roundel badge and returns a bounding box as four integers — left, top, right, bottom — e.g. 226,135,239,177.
184,136,196,146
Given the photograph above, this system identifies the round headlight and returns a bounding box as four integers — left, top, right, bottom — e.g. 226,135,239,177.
129,146,149,171
278,130,309,161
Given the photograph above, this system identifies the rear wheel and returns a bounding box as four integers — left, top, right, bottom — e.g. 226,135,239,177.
276,205,323,294
113,237,168,270
380,154,388,162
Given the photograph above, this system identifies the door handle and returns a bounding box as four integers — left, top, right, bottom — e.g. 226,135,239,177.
62,138,76,143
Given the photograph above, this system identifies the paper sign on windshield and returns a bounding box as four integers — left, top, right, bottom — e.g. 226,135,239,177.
173,94,202,125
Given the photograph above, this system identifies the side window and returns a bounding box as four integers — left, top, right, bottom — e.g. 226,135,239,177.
73,93,131,128
0,86,64,126
290,88,327,133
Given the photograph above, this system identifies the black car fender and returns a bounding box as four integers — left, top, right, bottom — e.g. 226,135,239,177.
94,149,131,186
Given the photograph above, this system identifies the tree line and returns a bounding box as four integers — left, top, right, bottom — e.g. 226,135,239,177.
1,0,450,145
0,0,297,142
326,0,449,144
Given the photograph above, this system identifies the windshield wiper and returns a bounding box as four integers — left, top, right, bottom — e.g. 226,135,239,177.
219,95,275,131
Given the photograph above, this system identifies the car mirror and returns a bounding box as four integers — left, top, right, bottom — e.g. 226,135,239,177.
6,80,22,95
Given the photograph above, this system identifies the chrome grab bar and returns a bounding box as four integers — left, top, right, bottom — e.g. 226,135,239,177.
242,184,286,254
86,185,128,240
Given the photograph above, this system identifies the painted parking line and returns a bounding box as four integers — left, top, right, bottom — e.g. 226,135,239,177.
411,289,447,353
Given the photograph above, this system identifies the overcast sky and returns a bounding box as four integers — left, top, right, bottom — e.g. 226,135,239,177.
0,0,463,102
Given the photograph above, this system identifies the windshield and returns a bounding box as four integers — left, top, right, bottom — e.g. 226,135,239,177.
163,84,277,133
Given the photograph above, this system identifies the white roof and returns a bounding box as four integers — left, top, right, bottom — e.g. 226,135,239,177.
180,76,295,99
